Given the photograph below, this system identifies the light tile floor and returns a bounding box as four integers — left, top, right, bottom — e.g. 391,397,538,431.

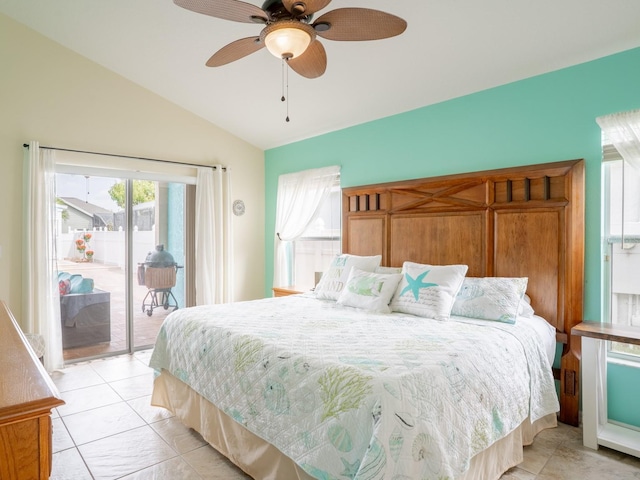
50,351,640,479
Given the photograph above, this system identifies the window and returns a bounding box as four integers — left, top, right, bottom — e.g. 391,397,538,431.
53,150,203,361
599,109,640,360
603,147,640,358
273,165,340,290
55,171,191,361
292,181,341,290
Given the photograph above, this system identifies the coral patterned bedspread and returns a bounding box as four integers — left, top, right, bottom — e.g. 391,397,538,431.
149,293,558,480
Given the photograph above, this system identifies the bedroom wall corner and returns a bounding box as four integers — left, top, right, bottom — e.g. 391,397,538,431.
0,13,266,322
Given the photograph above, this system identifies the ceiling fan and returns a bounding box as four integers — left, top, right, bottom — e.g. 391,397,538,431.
174,0,407,78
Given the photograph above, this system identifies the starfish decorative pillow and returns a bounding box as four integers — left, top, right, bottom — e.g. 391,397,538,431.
389,262,468,320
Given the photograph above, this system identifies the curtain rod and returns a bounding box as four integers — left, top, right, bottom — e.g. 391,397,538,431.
23,143,226,171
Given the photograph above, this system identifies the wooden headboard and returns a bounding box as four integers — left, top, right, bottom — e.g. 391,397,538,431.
342,159,584,426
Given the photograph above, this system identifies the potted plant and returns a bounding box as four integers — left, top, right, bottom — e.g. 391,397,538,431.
75,239,86,260
75,233,94,262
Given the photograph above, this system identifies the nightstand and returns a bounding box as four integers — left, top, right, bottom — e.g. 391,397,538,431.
572,321,640,458
272,286,304,297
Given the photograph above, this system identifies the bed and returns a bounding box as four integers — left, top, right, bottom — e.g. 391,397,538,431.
150,159,585,479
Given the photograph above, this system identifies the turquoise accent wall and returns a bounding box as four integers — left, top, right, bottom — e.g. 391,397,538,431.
609,362,640,426
265,47,640,425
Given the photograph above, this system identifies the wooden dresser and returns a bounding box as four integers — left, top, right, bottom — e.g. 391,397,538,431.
0,301,64,480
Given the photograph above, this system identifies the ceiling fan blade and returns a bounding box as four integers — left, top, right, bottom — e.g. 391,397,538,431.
287,40,327,78
313,8,407,41
174,0,268,24
282,0,331,16
206,37,264,67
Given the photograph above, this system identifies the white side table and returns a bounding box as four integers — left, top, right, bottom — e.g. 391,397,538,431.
572,322,640,458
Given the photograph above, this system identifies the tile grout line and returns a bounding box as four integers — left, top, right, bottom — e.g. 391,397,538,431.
58,354,186,479
52,354,151,479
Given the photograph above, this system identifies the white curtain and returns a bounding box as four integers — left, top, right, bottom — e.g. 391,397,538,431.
597,109,640,169
598,109,640,244
23,141,64,372
273,165,340,288
195,166,233,305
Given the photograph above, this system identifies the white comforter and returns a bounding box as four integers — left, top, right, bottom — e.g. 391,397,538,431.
149,293,558,480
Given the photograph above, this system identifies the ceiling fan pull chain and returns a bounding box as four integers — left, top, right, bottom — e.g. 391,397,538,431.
281,57,286,103
280,57,290,122
285,59,290,122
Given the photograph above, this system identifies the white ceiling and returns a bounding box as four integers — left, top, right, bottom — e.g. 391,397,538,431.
2,0,640,150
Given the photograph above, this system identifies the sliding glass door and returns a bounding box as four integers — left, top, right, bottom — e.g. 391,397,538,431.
55,173,187,362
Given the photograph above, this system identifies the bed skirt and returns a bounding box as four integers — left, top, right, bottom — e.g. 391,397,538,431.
151,369,557,480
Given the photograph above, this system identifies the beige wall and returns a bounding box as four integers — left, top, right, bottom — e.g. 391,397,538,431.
0,14,265,323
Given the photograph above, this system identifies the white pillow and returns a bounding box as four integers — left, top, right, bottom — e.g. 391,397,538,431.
315,254,382,301
374,266,402,274
389,262,468,320
337,267,403,313
518,293,535,318
451,277,528,324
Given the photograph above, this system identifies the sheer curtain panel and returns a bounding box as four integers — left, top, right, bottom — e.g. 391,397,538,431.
195,166,233,305
273,165,340,288
598,109,640,243
23,141,64,371
597,109,640,169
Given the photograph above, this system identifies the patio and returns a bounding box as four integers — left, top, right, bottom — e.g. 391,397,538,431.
58,259,176,362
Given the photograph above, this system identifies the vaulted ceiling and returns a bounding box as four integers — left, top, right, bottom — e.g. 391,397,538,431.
2,0,640,149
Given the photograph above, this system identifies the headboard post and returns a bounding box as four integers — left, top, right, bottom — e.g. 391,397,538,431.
342,159,585,426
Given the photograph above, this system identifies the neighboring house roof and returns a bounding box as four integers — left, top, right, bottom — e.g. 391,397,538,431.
58,197,114,216
93,212,114,226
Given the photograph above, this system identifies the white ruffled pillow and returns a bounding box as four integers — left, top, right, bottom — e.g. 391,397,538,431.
337,267,403,313
518,293,535,318
451,277,528,324
315,254,382,301
389,262,468,320
374,266,402,274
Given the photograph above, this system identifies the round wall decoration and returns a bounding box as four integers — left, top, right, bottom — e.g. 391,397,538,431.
232,199,245,216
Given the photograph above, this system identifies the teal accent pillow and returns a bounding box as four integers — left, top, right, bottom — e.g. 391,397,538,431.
69,274,95,294
58,271,71,282
389,262,468,320
337,267,403,313
451,277,528,324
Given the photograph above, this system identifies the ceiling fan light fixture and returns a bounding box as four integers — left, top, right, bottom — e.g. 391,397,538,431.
263,22,315,59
